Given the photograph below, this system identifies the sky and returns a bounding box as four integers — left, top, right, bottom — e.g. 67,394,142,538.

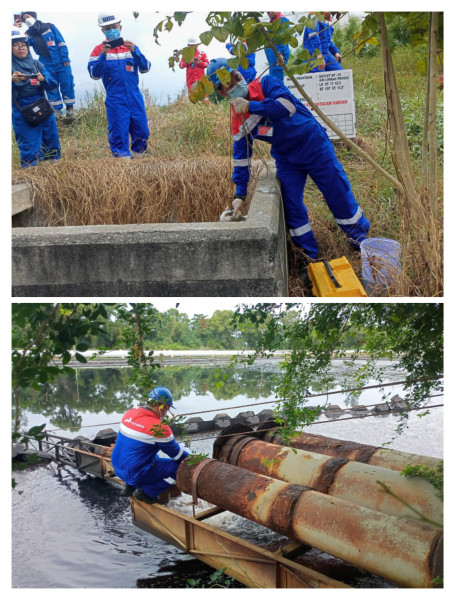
6,4,372,106
8,7,274,105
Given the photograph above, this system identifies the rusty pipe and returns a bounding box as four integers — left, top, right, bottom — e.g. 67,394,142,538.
260,428,442,472
177,458,443,588
217,435,443,525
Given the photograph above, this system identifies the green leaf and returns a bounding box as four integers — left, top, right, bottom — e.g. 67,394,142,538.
174,12,188,26
227,56,240,69
75,352,88,364
27,424,46,437
212,27,229,43
182,46,195,63
199,31,213,46
217,67,232,87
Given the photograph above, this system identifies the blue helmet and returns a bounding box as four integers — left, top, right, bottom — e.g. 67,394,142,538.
148,386,174,407
206,58,232,89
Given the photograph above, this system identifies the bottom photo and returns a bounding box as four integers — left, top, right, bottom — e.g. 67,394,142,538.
11,301,443,590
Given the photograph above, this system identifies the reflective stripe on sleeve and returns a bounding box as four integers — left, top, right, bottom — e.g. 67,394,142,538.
119,422,174,444
277,97,296,115
173,447,184,461
233,114,262,140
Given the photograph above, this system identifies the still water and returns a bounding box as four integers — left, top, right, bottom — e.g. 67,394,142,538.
12,361,443,588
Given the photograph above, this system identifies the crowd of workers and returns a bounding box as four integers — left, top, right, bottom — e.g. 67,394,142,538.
12,11,368,264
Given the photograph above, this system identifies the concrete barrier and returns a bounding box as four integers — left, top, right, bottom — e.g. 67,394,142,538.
12,163,288,296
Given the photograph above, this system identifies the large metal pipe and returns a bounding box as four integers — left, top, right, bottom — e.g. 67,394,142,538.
177,458,443,588
259,427,442,472
216,434,443,525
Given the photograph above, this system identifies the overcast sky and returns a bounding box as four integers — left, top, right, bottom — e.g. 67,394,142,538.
7,4,372,106
9,7,273,105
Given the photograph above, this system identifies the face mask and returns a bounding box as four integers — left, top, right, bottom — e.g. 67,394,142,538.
25,17,36,27
226,79,249,99
105,28,121,41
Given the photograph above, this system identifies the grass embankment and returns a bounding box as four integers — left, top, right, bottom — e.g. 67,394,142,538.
12,47,443,296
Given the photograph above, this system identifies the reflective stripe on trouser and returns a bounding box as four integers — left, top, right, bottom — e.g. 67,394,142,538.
12,106,61,168
45,66,76,111
306,129,370,245
114,456,180,498
275,163,319,258
106,96,149,157
275,130,369,256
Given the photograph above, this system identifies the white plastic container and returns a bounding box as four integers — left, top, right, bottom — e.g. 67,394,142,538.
360,238,402,296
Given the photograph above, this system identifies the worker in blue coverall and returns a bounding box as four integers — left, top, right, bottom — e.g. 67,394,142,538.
303,14,343,72
265,12,290,82
15,12,76,116
111,387,191,504
12,28,60,168
207,59,369,260
88,13,151,159
226,41,257,83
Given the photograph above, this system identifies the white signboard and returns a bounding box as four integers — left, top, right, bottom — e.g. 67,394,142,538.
284,69,356,140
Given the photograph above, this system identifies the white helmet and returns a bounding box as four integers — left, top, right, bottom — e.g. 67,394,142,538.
187,36,200,46
97,13,121,28
12,28,28,42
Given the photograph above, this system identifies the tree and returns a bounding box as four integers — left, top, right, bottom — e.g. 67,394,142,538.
12,303,111,435
232,303,443,443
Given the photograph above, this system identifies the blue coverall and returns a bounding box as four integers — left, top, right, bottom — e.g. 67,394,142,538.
26,23,76,112
88,42,151,157
12,61,61,168
231,76,369,258
303,21,343,72
226,42,257,83
111,406,189,498
265,13,290,82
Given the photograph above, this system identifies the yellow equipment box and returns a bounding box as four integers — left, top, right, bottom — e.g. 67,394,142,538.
307,256,368,297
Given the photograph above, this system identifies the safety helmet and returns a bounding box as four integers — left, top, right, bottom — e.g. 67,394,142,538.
206,58,233,89
12,28,28,43
20,12,37,22
97,13,121,28
148,386,174,407
187,36,200,46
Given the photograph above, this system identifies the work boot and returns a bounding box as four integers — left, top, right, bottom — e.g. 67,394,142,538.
132,488,159,504
130,150,146,159
158,485,182,503
120,483,135,497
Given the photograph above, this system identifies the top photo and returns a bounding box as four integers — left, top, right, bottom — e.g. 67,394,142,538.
11,10,444,298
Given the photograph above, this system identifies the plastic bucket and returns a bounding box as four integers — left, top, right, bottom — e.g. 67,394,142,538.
360,238,402,296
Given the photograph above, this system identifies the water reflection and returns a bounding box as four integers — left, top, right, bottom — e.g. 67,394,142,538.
16,361,409,435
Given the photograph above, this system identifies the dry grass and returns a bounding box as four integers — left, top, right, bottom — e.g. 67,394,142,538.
12,157,263,226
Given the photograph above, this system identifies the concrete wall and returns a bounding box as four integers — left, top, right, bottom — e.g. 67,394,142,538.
12,163,288,297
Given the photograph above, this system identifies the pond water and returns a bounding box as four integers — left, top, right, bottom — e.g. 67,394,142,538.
12,361,443,588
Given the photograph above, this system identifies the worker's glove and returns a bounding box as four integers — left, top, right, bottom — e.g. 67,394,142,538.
230,97,249,114
232,196,244,219
179,443,192,455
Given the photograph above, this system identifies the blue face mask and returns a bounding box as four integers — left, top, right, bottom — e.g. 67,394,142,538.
226,79,249,99
105,28,121,41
